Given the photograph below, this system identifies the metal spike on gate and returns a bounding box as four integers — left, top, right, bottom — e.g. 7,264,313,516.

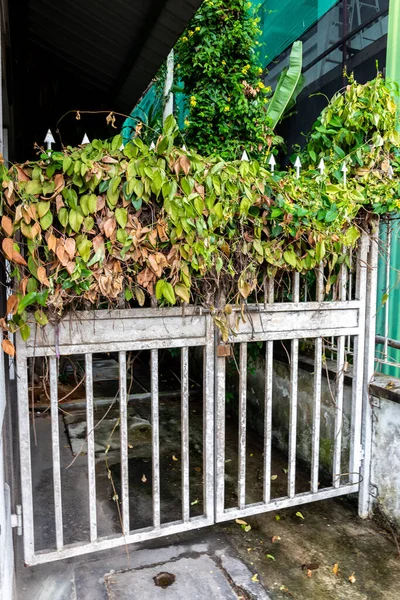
318,158,325,176
81,133,90,145
150,141,156,150
341,161,348,186
268,154,276,173
44,129,55,151
294,156,301,180
241,150,249,161
182,144,187,152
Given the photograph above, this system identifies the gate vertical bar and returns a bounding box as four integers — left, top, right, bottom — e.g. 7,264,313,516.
204,315,215,522
181,347,190,522
215,332,226,519
85,353,97,542
238,343,247,509
119,351,129,535
263,278,274,504
311,263,324,493
50,356,63,550
333,263,347,488
359,221,378,517
288,272,300,498
349,234,369,484
16,352,34,563
151,349,160,528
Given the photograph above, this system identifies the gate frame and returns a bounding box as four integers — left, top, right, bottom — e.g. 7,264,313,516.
12,231,378,566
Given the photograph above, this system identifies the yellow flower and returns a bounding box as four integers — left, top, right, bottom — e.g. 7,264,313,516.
258,67,263,74
258,81,265,89
184,118,190,126
222,60,226,65
182,36,188,42
227,96,231,102
177,63,181,68
190,96,197,107
264,98,268,103
223,106,230,112
241,64,251,75
195,26,201,31
188,30,194,37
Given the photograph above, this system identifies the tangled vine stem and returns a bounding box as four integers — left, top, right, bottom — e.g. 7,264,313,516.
0,74,399,356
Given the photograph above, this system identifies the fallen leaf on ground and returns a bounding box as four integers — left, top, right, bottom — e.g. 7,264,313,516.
190,499,199,506
141,474,147,483
271,474,278,480
302,563,319,571
242,524,251,532
172,455,178,461
194,466,202,472
266,554,275,561
348,572,356,584
247,548,253,553
296,511,305,520
306,570,312,578
332,563,339,576
235,519,247,525
282,468,288,474
251,574,259,583
271,535,281,543
275,515,281,521
280,585,289,592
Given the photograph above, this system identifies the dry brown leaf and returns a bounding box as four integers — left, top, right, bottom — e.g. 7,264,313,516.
235,519,248,525
141,474,147,483
1,215,13,236
104,217,116,238
172,455,178,462
37,266,50,286
6,295,19,315
2,338,15,357
180,155,191,176
96,195,106,211
55,194,64,212
332,563,339,576
56,245,69,266
0,318,9,331
2,238,14,260
65,238,76,258
16,166,30,182
65,261,75,275
54,173,65,192
48,234,57,253
348,572,356,584
306,570,312,578
271,536,281,543
31,223,41,239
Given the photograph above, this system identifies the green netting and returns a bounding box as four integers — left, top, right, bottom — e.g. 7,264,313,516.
254,0,339,66
122,0,339,142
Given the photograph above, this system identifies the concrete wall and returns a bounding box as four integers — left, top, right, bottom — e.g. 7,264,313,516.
245,355,352,477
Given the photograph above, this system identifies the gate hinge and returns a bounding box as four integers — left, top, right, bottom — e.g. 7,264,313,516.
11,505,22,536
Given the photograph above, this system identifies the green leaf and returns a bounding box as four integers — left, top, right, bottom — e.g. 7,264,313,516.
267,41,303,129
77,237,92,262
17,292,37,314
283,249,297,268
69,209,84,233
40,211,53,230
63,156,72,173
36,290,49,306
162,281,176,304
253,239,263,256
194,196,204,215
87,194,97,214
174,283,190,303
20,323,31,341
58,207,69,227
117,228,128,244
115,207,128,229
344,225,360,246
25,179,42,195
266,554,275,561
34,310,48,326
296,511,305,520
37,201,50,218
83,216,94,231
132,197,143,211
155,279,165,300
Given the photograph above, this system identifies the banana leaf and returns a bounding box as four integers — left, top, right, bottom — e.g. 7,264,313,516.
267,41,303,129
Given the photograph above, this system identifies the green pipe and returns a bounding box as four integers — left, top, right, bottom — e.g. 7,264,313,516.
376,0,400,376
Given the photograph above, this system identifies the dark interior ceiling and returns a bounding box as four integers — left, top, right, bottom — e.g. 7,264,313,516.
7,0,202,160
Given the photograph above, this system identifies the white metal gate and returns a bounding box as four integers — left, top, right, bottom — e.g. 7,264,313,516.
13,232,377,566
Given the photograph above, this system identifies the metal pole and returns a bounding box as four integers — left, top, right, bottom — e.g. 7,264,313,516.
163,50,174,122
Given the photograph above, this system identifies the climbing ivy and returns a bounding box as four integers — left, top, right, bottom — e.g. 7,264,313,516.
0,75,399,353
